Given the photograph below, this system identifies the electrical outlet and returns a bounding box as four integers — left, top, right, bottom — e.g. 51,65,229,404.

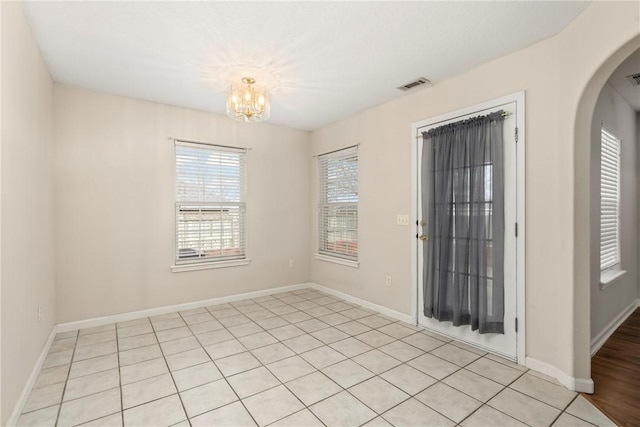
37,305,42,323
289,259,295,268
396,215,410,226
385,275,393,287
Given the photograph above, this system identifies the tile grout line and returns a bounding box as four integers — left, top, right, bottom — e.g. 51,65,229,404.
348,347,476,426
224,294,326,425
65,328,122,426
31,294,360,422
264,316,413,425
178,294,330,424
151,314,193,426
180,308,261,426
254,292,337,425
115,321,125,427
207,293,346,425
453,371,526,427
61,308,397,418
560,394,598,426
343,375,418,426
54,329,79,427
302,314,533,427
59,333,446,425
468,368,567,427
302,342,477,426
381,354,533,427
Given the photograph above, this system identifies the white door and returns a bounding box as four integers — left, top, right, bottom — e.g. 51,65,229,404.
416,101,519,361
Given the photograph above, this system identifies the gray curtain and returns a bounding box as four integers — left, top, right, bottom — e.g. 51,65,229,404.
421,111,505,334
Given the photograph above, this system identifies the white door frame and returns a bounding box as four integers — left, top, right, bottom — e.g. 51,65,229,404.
410,91,526,365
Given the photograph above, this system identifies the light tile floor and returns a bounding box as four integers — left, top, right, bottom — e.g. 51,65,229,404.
18,289,616,427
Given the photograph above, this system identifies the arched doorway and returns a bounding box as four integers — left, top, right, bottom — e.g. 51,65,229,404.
572,34,640,391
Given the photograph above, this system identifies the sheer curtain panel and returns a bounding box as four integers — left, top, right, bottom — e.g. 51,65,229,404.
421,111,506,334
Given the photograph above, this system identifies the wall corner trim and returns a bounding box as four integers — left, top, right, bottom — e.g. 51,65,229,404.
525,357,594,393
308,282,413,324
590,299,640,356
7,328,57,426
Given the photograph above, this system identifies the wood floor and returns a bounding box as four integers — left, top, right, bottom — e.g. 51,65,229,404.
583,308,640,427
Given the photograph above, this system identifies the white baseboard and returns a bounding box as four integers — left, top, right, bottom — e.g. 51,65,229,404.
591,298,640,356
57,280,413,336
7,327,57,426
57,282,313,332
525,357,594,393
309,282,413,324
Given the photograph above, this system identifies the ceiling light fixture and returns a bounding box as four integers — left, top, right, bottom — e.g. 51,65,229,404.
226,77,270,122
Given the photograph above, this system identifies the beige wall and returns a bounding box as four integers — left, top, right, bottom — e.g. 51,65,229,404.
310,2,640,385
53,86,311,323
1,2,56,424
590,83,638,340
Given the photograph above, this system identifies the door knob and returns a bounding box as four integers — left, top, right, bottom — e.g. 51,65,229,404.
418,234,428,241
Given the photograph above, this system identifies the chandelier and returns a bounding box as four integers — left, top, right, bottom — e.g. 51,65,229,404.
226,77,270,122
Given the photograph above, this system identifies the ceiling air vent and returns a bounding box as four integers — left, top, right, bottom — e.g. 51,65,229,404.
397,77,430,91
626,73,640,86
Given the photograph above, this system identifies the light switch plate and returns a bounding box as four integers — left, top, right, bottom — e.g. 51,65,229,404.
396,214,410,226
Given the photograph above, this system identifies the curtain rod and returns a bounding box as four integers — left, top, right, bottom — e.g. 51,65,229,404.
415,111,512,139
168,137,252,151
313,143,359,158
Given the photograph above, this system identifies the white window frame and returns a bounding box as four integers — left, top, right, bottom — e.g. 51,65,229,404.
316,145,359,268
599,125,624,287
172,140,250,272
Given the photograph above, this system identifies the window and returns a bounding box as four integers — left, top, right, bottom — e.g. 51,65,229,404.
318,145,358,262
600,126,621,272
175,141,246,266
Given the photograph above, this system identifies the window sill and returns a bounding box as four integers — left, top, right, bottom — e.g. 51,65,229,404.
600,268,626,290
314,253,359,268
171,259,251,273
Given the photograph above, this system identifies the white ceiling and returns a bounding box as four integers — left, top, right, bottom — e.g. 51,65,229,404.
608,48,640,111
22,1,590,131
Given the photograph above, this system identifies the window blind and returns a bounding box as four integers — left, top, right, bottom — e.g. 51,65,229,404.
318,146,358,260
600,127,620,271
175,141,246,264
